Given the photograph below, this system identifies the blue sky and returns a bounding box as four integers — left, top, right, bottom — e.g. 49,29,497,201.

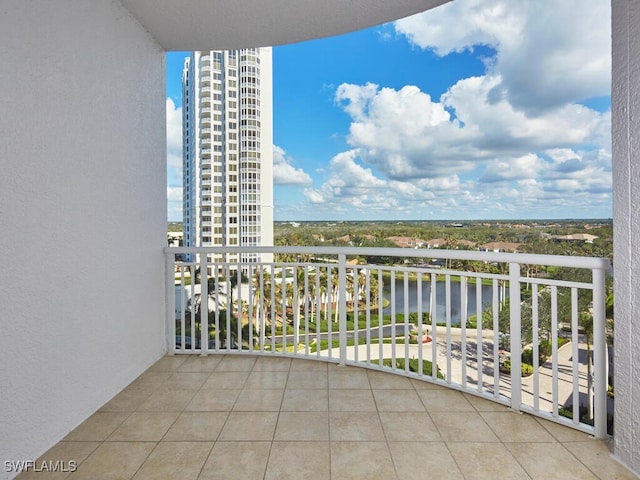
166,0,612,222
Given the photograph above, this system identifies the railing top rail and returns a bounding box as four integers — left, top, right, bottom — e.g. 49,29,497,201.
164,245,610,270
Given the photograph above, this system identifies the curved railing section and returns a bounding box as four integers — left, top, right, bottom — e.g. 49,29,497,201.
164,246,610,438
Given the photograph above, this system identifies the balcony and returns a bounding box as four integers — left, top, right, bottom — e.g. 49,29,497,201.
19,352,633,480
167,246,615,431
16,245,634,479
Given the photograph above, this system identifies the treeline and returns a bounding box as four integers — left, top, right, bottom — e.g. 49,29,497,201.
274,220,613,261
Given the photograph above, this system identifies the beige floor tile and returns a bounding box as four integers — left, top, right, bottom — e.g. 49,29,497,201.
535,417,596,442
164,371,211,390
186,388,240,411
328,366,370,389
265,441,330,480
99,388,153,412
563,440,639,480
201,371,249,389
128,372,172,391
275,411,329,441
432,412,499,442
506,442,598,479
373,389,425,412
329,411,385,441
410,378,445,389
329,389,377,412
281,388,328,411
331,442,397,480
288,359,328,371
215,355,256,371
147,356,186,372
132,442,212,480
233,389,283,411
163,412,228,441
379,412,441,442
136,389,196,412
253,356,292,371
463,392,510,411
64,412,130,441
367,370,414,389
244,370,289,389
447,442,530,480
418,389,475,412
481,411,556,443
389,442,463,480
198,442,271,480
218,411,278,440
107,412,179,441
16,442,100,480
286,371,328,389
66,442,156,480
177,355,222,372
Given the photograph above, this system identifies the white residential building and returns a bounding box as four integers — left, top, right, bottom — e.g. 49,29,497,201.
182,49,274,265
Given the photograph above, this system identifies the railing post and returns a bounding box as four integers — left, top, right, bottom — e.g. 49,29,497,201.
166,251,176,355
509,262,522,412
592,267,607,439
338,254,347,366
200,254,208,357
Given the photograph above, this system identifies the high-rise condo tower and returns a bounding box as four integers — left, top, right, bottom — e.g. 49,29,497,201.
182,49,274,266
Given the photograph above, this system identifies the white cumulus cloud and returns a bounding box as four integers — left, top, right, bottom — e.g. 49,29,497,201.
395,0,611,112
273,146,313,185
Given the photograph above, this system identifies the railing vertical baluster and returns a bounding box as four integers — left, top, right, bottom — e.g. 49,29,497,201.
445,274,451,383
592,267,607,439
190,263,196,352
166,251,176,355
391,271,397,368
476,277,482,392
304,265,310,357
430,272,437,381
532,285,540,411
179,266,186,351
248,264,254,352
293,264,299,355
225,263,232,352
403,271,409,373
354,266,359,363
213,264,220,351
338,254,347,366
493,279,500,399
236,268,242,351
200,254,208,356
551,286,559,417
326,267,332,359
461,276,467,388
378,269,384,366
259,267,265,352
281,265,288,355
509,262,522,411
417,272,423,376
270,264,276,353
315,267,321,358
365,268,371,365
571,287,580,424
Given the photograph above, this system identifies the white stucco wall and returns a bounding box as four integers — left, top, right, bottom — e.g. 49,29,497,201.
612,0,640,475
0,1,167,474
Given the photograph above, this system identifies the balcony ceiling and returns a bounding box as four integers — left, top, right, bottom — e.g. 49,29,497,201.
120,0,451,50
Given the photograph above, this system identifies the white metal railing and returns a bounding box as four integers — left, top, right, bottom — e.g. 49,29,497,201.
164,246,610,438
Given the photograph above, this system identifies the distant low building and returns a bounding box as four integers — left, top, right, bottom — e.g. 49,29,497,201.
552,233,598,243
479,241,521,253
385,236,426,248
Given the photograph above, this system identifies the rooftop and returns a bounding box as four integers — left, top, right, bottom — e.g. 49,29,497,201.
18,354,636,480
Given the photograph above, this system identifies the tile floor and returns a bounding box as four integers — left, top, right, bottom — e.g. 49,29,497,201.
17,354,638,480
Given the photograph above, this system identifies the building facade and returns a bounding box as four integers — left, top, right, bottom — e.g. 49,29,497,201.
182,49,274,264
